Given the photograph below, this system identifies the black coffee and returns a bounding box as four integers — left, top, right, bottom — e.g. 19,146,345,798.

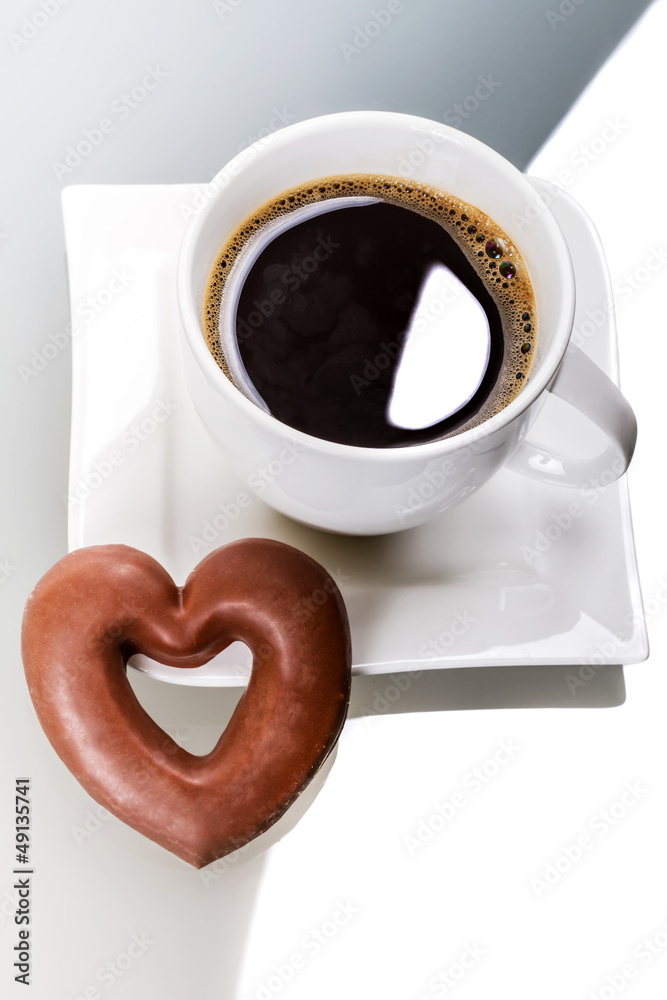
204,175,536,448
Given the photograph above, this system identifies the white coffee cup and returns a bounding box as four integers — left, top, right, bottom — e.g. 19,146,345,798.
177,111,636,536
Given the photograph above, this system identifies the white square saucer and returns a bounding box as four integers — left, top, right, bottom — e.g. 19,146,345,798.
62,177,648,686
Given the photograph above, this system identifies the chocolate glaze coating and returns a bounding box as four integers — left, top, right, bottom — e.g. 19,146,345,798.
21,539,351,868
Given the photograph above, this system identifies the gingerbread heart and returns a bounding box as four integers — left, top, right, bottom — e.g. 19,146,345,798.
21,539,351,868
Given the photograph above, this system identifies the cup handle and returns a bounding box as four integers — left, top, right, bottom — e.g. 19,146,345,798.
506,342,637,488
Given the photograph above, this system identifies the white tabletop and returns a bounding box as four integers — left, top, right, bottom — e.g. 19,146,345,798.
1,3,665,999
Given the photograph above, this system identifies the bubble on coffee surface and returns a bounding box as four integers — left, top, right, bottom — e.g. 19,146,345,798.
203,175,536,442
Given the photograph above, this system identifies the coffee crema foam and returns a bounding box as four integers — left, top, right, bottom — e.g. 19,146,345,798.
203,174,537,435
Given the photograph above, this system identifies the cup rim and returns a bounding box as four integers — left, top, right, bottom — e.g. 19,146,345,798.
177,110,575,462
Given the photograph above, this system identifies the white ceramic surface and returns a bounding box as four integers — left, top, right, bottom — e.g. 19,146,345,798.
63,177,648,685
176,112,636,534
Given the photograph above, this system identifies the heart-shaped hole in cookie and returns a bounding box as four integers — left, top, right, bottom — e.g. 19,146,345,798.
128,655,251,755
